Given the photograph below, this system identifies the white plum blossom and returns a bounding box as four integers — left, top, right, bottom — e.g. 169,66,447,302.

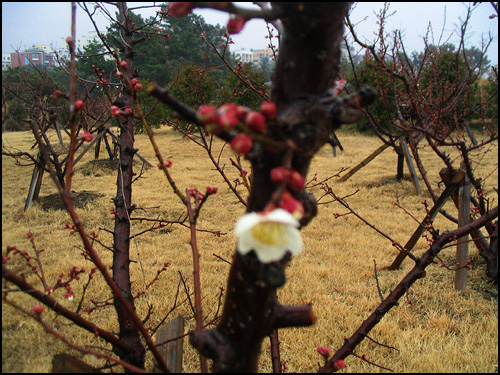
235,208,303,263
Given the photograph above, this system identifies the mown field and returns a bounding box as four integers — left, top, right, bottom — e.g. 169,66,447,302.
2,126,498,373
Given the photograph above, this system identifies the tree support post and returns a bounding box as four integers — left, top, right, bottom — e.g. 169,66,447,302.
338,143,389,182
399,136,422,195
388,168,465,270
455,164,471,293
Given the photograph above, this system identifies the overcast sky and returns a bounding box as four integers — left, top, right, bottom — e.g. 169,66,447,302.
2,2,498,65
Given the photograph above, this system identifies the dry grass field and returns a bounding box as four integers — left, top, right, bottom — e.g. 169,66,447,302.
2,126,498,373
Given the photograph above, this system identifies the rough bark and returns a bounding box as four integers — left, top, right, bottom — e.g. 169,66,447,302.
111,2,145,369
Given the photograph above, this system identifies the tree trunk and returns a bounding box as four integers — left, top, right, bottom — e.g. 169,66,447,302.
190,3,352,372
111,2,145,370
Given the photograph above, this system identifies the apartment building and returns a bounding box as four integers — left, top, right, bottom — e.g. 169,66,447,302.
233,48,276,68
2,53,12,70
10,47,55,69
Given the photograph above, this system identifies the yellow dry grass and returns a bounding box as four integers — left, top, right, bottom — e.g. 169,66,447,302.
2,126,498,373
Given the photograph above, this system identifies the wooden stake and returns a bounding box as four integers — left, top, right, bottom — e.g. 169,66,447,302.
153,315,185,373
399,136,422,195
24,151,46,211
338,143,389,182
455,164,471,293
388,168,465,270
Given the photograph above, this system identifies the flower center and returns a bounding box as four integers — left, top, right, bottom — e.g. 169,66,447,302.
251,222,287,246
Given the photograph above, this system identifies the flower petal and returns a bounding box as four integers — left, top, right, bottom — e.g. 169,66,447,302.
235,208,303,263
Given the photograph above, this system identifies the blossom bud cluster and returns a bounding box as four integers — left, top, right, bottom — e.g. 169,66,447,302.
267,165,306,220
92,65,107,85
270,166,305,192
157,159,173,169
111,105,134,118
197,101,277,156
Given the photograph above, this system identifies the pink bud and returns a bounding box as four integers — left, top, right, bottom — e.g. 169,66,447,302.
236,105,251,120
32,305,45,315
206,186,218,195
130,78,138,86
218,103,238,114
65,292,75,300
287,170,305,192
120,60,128,69
168,2,194,17
197,105,219,124
279,191,304,220
226,16,247,34
81,131,94,142
134,83,143,91
260,101,277,120
245,111,266,133
218,111,240,130
317,346,331,359
74,99,84,111
230,134,253,155
333,359,346,371
270,166,290,183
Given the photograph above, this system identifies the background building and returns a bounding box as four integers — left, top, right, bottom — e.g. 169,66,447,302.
233,48,276,68
2,52,12,70
10,47,55,69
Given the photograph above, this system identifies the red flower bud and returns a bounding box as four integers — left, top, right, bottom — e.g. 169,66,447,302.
287,170,305,192
333,359,346,371
270,166,290,183
230,133,253,155
245,111,266,133
119,60,128,69
197,105,219,124
81,131,94,142
130,78,138,86
279,191,304,220
218,111,240,130
218,103,238,115
134,83,143,91
260,101,277,120
317,346,331,359
226,16,247,34
206,186,218,195
168,2,194,17
32,305,45,315
74,99,84,111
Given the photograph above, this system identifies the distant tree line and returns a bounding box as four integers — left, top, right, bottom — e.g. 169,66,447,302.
341,42,497,133
2,9,267,133
3,8,497,134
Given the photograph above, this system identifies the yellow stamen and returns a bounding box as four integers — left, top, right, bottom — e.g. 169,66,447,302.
251,222,287,246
